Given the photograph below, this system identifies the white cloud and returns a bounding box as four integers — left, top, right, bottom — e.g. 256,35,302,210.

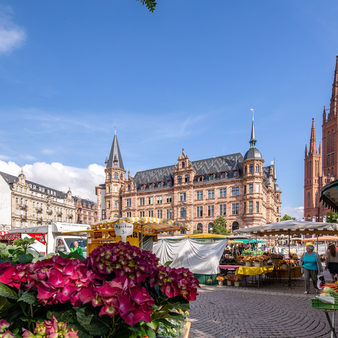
0,160,105,201
281,206,304,220
0,6,26,54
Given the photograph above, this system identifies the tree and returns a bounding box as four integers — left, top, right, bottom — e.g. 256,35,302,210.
281,214,293,221
137,0,157,12
326,212,338,223
212,216,230,235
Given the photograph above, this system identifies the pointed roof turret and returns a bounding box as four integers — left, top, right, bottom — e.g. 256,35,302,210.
244,110,262,161
323,106,326,123
329,55,338,118
106,131,124,169
309,118,317,155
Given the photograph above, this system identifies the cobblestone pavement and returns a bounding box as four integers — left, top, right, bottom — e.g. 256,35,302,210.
189,283,338,338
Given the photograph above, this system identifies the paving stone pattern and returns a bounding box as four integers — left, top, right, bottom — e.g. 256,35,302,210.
189,286,338,338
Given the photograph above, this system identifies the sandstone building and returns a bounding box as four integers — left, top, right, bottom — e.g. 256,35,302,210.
304,55,338,221
96,121,282,233
0,171,97,230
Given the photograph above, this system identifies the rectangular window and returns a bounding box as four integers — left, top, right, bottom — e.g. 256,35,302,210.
139,198,145,206
220,204,226,216
180,192,186,201
126,199,131,207
156,196,162,204
231,187,239,196
177,176,182,184
167,209,172,219
180,208,186,218
208,205,214,217
148,210,154,217
114,201,118,208
197,206,203,217
249,184,253,194
127,212,131,217
197,191,203,200
140,211,145,217
208,190,215,199
256,184,260,193
148,197,153,205
256,201,259,213
244,202,246,214
232,203,239,215
219,188,227,198
185,175,190,183
157,209,162,218
166,195,172,203
249,201,253,214
107,201,111,209
249,165,254,173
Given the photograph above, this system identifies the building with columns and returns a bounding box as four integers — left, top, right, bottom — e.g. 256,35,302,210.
304,55,338,221
0,170,97,230
96,120,282,233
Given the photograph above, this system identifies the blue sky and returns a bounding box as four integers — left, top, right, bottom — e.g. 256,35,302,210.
0,0,338,216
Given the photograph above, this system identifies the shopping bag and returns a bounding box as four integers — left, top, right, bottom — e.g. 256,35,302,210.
317,274,325,289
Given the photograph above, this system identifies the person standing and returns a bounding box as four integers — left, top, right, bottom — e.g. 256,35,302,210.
300,244,323,294
71,240,83,257
326,243,338,282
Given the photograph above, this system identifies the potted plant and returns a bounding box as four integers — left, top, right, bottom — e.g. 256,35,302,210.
233,275,241,287
216,275,224,286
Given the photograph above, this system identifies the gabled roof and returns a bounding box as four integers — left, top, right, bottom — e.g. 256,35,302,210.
133,153,244,190
106,132,124,170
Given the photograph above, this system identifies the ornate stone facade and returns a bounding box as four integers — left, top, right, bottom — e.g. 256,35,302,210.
304,55,338,221
96,121,282,233
74,197,97,224
0,171,96,229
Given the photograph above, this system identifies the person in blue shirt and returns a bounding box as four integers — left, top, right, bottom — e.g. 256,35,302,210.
300,244,323,294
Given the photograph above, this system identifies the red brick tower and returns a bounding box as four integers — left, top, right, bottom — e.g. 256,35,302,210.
304,55,338,221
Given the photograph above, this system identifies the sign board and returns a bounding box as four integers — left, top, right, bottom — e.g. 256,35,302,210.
114,222,134,243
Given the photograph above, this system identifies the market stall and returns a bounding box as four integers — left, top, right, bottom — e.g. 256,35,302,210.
234,220,338,287
87,217,189,253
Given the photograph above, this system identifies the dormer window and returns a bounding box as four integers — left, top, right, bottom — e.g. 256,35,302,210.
198,176,203,182
209,174,214,181
182,162,185,169
233,171,238,177
221,172,226,179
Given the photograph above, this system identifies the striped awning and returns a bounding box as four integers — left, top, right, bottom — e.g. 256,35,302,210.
92,217,189,234
0,231,8,236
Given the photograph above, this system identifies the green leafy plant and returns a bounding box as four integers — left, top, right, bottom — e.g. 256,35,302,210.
212,216,231,235
137,0,157,12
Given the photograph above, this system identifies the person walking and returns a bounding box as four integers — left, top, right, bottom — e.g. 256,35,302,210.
325,243,338,282
300,244,323,294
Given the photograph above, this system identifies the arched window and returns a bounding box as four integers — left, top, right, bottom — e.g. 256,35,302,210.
108,173,112,180
197,223,203,233
255,164,259,173
208,223,213,233
120,174,123,180
128,184,131,191
249,164,254,173
232,222,239,231
307,192,311,208
114,172,118,179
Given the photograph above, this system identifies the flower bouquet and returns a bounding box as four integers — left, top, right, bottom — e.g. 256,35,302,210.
0,242,199,338
216,275,224,286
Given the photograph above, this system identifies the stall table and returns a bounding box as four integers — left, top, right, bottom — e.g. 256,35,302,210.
236,266,274,287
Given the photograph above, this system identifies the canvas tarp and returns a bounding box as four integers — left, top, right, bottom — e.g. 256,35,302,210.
153,239,227,275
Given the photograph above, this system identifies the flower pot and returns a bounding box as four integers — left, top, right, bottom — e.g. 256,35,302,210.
227,280,232,286
245,261,252,267
253,261,263,268
217,280,223,286
234,281,240,287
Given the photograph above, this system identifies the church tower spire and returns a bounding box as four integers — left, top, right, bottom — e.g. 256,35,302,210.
309,118,317,155
329,54,338,118
249,110,256,148
106,131,124,169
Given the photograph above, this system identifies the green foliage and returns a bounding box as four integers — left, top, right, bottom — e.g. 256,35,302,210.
137,0,157,12
281,214,293,221
0,238,39,265
58,250,86,261
193,229,201,234
212,216,230,235
326,212,338,223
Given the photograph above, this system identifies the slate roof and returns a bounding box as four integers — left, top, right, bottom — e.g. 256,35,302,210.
133,153,245,190
0,171,67,199
74,196,96,208
244,147,262,161
106,133,124,170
